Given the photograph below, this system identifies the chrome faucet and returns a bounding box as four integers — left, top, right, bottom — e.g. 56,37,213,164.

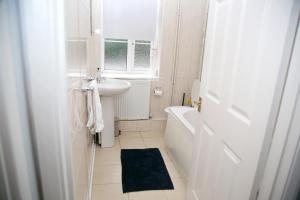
96,67,105,83
83,67,105,83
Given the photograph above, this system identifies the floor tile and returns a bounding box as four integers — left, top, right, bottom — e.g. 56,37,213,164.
143,137,166,148
96,138,121,151
141,131,164,138
119,131,142,139
92,131,187,199
165,178,186,200
119,137,146,149
165,187,186,200
159,147,172,163
171,177,186,191
93,165,121,184
128,190,168,200
92,184,128,200
94,149,121,165
165,161,181,179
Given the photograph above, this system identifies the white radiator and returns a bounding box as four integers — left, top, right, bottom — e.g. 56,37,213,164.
114,80,151,120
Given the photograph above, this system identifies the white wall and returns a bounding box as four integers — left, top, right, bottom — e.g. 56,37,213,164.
65,0,94,199
151,0,208,121
88,0,208,132
67,78,94,200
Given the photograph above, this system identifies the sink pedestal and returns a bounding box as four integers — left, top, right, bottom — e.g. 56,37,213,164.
95,78,131,148
100,96,115,148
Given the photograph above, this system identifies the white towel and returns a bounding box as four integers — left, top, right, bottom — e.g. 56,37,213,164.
86,80,104,134
86,91,94,128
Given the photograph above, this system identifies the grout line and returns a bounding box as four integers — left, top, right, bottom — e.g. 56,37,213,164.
140,131,147,148
92,182,122,186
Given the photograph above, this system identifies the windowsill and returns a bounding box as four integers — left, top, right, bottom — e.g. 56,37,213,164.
102,72,159,80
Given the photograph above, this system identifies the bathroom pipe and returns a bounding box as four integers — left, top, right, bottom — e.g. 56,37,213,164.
198,0,210,81
170,0,182,105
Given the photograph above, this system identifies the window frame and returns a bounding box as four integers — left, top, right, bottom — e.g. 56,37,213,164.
99,0,162,78
132,40,153,70
103,38,154,74
103,38,129,71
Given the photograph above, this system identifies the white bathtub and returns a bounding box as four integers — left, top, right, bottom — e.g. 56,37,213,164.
164,106,201,181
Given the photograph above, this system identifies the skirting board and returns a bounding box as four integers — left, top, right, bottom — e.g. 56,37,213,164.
117,119,167,132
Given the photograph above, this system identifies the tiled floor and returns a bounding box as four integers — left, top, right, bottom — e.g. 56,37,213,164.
92,131,186,200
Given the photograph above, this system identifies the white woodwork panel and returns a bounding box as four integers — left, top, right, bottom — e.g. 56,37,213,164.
194,125,215,198
214,144,241,200
227,54,258,125
187,0,294,199
228,106,251,125
226,1,266,124
206,0,231,103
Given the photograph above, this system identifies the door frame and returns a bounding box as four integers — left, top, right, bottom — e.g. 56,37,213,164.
0,0,74,199
257,3,300,199
18,0,74,199
0,1,41,199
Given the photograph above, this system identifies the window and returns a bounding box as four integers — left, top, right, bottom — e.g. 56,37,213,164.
104,39,128,71
104,39,152,72
134,40,151,68
66,40,87,71
102,0,159,77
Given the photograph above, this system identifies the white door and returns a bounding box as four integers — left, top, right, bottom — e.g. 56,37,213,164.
187,0,295,200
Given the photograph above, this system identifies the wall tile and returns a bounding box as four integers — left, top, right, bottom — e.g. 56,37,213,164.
68,78,93,200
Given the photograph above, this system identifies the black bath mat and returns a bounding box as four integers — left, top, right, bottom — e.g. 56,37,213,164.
121,148,174,193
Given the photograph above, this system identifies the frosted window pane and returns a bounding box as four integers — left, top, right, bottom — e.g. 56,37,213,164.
134,41,151,68
66,40,87,70
104,39,127,70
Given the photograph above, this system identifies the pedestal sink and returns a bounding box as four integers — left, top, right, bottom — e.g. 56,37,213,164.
98,79,131,148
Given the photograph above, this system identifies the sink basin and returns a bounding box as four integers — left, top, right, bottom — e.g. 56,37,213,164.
95,78,131,148
98,78,131,96
80,78,131,147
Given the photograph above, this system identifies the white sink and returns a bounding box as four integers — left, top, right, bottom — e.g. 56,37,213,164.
98,78,131,96
96,78,131,148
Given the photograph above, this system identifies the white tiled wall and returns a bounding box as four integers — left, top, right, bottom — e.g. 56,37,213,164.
65,0,94,198
170,0,208,106
150,0,206,119
68,78,93,200
150,0,208,119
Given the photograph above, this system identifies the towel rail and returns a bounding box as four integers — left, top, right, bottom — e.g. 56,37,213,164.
74,86,93,92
